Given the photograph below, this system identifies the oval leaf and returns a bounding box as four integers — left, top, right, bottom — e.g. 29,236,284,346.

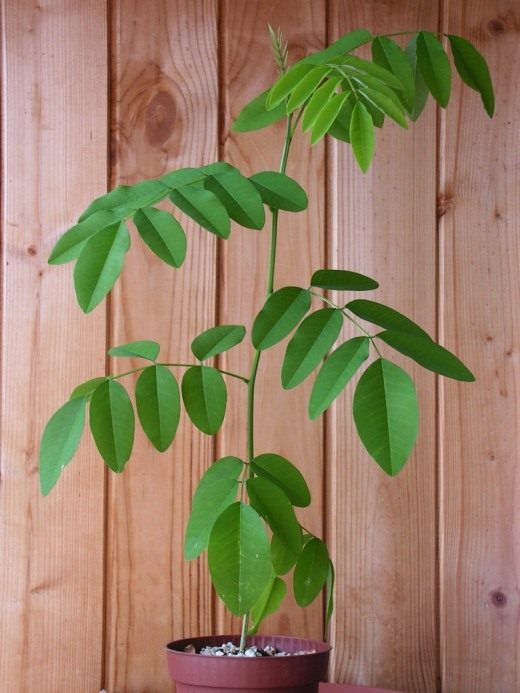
416,31,452,107
170,185,230,238
135,365,180,451
357,84,408,128
252,287,311,350
404,35,430,121
108,340,160,361
346,299,430,338
204,169,265,230
353,358,418,476
249,171,308,212
48,210,127,265
448,34,494,117
70,377,108,400
248,576,287,635
89,380,135,473
325,560,335,628
311,91,349,145
251,453,311,507
79,178,171,222
338,55,404,89
372,36,415,111
286,66,331,113
349,101,375,172
232,89,286,132
267,63,314,108
301,77,342,132
133,206,186,267
182,366,227,435
293,537,330,607
271,533,300,576
311,268,378,291
191,324,246,361
302,29,373,66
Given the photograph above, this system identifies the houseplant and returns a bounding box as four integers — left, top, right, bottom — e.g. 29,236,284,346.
39,25,493,692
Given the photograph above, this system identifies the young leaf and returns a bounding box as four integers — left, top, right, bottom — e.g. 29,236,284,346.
181,366,227,435
73,222,130,313
371,36,415,111
309,337,370,419
251,452,311,507
249,171,308,212
39,397,86,495
311,91,350,144
267,63,314,108
416,31,452,107
70,377,108,400
208,502,272,616
346,299,431,338
404,35,430,121
301,77,342,132
252,287,311,350
79,178,171,222
293,537,330,607
191,324,246,361
325,560,335,628
349,101,375,172
204,169,265,230
108,340,160,361
282,308,343,389
302,29,373,66
89,380,135,473
353,358,418,476
133,206,187,268
48,210,127,265
448,35,494,117
232,89,286,132
356,84,408,128
311,268,378,291
170,185,230,238
248,576,287,635
286,66,331,113
135,365,180,451
377,330,475,381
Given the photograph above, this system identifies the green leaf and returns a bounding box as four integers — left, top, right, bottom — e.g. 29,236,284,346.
159,167,205,189
448,35,494,117
349,101,375,172
208,502,272,616
73,222,130,313
357,84,408,128
309,337,370,419
133,206,186,267
89,380,135,473
191,324,246,361
271,533,300,575
248,576,287,635
247,477,302,559
79,179,171,222
335,55,404,90
353,358,418,476
249,171,308,212
49,211,126,265
251,453,311,507
311,268,378,291
170,185,230,238
204,169,265,230
416,31,451,107
325,560,335,628
377,330,475,381
70,377,107,400
39,397,86,495
135,365,180,451
282,308,343,389
404,35,429,121
328,99,354,142
286,66,331,113
293,537,330,607
108,340,160,361
267,63,314,108
181,366,227,435
301,77,342,132
346,299,431,339
232,89,286,132
302,29,373,65
311,91,350,144
372,36,415,111
252,287,311,350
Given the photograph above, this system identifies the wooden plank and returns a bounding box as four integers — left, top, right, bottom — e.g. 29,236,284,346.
439,2,520,690
0,1,108,691
105,1,219,690
217,1,327,639
327,3,439,691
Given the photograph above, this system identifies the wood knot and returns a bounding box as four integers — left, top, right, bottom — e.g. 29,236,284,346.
487,18,506,36
26,244,37,256
437,191,455,218
145,90,177,146
490,590,507,608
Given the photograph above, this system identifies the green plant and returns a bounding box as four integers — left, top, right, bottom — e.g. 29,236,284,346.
40,27,493,651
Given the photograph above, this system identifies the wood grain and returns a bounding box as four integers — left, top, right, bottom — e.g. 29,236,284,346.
327,3,439,690
105,1,219,690
439,2,520,690
0,1,107,690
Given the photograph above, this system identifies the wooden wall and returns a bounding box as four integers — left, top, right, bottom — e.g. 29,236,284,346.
1,1,518,691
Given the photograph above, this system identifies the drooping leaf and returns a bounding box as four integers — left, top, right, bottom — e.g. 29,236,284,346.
377,330,475,381
267,63,314,108
191,324,246,361
286,66,331,113
311,268,378,291
208,502,272,615
302,29,373,66
293,537,330,607
249,171,308,212
232,89,287,132
133,206,187,267
301,77,342,132
108,340,160,361
135,365,180,451
325,560,335,628
39,397,86,495
170,185,230,238
346,299,431,339
79,178,171,222
448,34,494,117
371,36,415,111
252,287,311,350
416,31,452,107
251,453,311,507
311,91,350,144
70,377,108,400
49,211,125,265
349,101,375,172
282,308,343,389
89,380,135,473
248,576,287,635
309,337,370,419
271,533,300,576
181,366,227,435
353,358,418,476
404,35,430,121
73,222,130,313
204,169,265,230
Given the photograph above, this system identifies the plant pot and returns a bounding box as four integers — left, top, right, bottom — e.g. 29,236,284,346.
166,634,331,692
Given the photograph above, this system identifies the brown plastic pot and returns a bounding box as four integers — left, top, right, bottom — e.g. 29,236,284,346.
166,634,331,692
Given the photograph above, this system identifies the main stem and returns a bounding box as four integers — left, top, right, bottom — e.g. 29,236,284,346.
239,115,295,651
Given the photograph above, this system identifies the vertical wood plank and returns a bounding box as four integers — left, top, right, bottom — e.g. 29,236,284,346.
439,2,520,691
218,0,326,639
0,1,107,691
105,1,219,690
327,3,439,690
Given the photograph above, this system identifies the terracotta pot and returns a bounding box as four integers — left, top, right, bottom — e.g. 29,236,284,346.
166,634,331,692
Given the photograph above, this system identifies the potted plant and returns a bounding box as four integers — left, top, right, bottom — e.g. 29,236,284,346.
39,25,493,693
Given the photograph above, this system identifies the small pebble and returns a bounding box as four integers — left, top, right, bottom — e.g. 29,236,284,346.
193,641,316,657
